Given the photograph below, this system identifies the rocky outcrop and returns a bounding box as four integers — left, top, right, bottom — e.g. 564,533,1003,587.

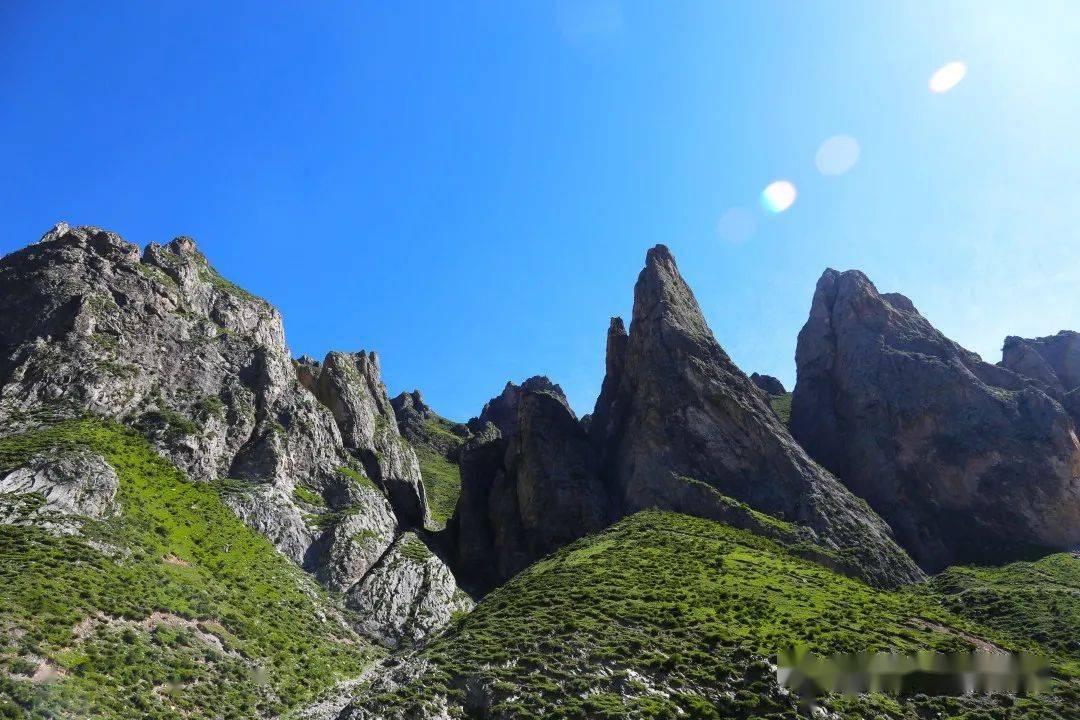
450,383,609,593
0,224,465,646
1002,331,1080,424
750,372,786,396
0,447,119,534
346,531,473,648
472,376,573,440
301,351,429,529
391,389,470,460
590,246,922,588
791,269,1080,571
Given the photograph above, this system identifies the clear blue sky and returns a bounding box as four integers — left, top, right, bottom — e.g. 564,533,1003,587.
3,2,1079,420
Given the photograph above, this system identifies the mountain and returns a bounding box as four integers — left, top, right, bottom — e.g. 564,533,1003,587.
0,225,469,660
2,224,1078,720
389,390,470,529
588,246,922,588
790,268,1080,571
1001,331,1080,423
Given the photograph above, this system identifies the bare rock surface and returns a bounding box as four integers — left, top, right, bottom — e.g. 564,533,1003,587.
589,245,922,587
450,386,609,592
750,372,787,396
791,268,1080,571
0,223,466,645
302,350,429,528
0,447,118,533
347,531,473,649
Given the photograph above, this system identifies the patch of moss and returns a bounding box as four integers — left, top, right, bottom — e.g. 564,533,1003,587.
292,485,326,508
0,419,375,718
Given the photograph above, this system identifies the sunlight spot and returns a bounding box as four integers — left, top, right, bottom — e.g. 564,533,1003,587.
929,61,967,94
717,207,757,244
815,135,861,176
761,181,797,213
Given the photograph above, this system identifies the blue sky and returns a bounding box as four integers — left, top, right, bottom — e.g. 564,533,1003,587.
3,2,1079,420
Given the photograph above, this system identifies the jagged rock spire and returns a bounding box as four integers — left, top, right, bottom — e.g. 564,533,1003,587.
591,245,923,587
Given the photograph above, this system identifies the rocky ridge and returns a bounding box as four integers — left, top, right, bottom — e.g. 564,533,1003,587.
443,246,922,592
0,224,465,648
790,268,1080,571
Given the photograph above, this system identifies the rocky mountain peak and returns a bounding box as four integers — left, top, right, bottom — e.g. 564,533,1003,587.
591,248,923,587
792,267,1080,571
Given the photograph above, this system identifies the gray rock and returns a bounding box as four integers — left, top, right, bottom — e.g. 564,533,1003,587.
391,389,470,460
590,246,923,588
0,224,467,643
790,269,1080,571
1002,331,1080,426
0,447,118,533
303,350,430,529
750,372,787,396
346,531,473,649
451,387,608,592
471,376,573,441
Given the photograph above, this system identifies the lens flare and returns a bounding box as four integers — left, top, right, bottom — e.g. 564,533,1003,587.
815,135,861,176
761,181,797,213
929,61,967,94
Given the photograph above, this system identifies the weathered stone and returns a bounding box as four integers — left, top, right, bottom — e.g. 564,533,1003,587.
346,531,473,649
451,385,608,593
391,389,470,460
0,447,119,533
791,269,1080,571
750,372,786,396
303,350,429,529
591,246,923,588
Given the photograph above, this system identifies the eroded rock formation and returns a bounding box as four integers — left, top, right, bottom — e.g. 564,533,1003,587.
790,269,1080,571
0,223,465,646
588,245,922,587
751,372,787,396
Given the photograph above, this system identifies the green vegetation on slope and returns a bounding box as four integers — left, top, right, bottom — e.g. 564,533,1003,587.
0,420,374,719
929,552,1080,659
771,392,792,425
363,511,1078,720
415,446,461,528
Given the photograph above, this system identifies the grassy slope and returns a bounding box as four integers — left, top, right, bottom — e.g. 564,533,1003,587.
366,511,1079,719
771,393,792,425
0,420,374,719
929,553,1080,659
413,418,466,528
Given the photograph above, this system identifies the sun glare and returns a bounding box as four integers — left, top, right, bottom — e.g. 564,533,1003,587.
929,61,967,94
761,180,797,213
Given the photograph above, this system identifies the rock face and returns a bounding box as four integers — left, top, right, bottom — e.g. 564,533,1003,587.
0,447,119,533
750,372,786,396
791,269,1080,571
0,224,465,646
301,351,429,529
391,389,470,460
589,245,922,587
1002,331,1080,423
346,531,473,648
450,381,609,593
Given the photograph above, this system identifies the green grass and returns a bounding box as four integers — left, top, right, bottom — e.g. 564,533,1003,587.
415,447,461,528
770,392,792,425
292,485,326,508
928,552,1080,659
0,419,375,719
360,511,1078,719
